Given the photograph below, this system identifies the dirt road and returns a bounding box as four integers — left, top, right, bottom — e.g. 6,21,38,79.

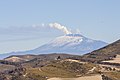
48,75,102,80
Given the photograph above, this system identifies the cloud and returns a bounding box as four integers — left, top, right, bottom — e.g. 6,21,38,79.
49,23,72,34
32,23,45,28
0,23,74,35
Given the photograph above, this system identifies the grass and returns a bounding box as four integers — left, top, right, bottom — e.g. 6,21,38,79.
0,64,15,72
24,59,100,79
103,72,120,80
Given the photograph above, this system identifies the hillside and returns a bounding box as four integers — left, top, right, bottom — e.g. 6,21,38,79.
0,58,101,80
0,52,120,80
4,53,79,63
81,39,120,62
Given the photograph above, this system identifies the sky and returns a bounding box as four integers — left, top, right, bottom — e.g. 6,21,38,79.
0,0,120,53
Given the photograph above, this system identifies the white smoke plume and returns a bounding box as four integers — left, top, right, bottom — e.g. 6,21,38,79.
49,23,72,34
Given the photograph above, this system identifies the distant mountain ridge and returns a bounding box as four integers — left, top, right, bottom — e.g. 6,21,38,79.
0,34,107,59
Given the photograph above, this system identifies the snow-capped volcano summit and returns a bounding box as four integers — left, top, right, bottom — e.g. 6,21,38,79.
46,34,84,47
28,33,107,54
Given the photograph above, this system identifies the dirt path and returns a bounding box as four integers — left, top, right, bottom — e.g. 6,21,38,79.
38,68,42,72
48,75,102,80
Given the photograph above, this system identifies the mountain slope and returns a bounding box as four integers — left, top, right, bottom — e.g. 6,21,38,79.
82,39,120,62
27,34,107,54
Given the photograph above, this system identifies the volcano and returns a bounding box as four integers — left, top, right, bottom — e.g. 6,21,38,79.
0,34,107,59
26,34,107,54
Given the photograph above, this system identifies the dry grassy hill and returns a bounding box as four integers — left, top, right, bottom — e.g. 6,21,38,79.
81,39,120,63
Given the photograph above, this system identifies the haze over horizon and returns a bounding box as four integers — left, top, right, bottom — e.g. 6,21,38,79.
0,0,120,53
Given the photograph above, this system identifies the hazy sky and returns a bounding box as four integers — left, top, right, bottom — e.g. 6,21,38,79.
0,0,120,53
